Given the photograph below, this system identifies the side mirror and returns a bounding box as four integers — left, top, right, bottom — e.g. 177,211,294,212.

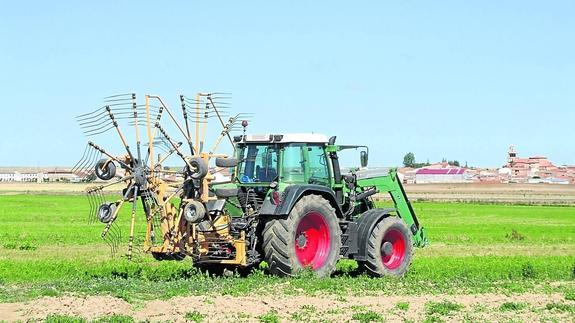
360,151,368,168
215,157,238,168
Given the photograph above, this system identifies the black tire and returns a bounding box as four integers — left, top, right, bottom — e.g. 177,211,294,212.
360,217,413,277
188,157,208,180
214,188,239,198
95,159,116,180
215,157,238,168
262,194,341,277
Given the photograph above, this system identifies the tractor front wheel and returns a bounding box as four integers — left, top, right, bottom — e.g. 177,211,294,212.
262,194,341,277
360,216,413,277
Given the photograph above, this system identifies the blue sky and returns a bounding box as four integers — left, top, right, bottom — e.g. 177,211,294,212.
0,1,573,167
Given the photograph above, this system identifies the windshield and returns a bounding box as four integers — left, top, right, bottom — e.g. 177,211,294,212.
237,144,279,183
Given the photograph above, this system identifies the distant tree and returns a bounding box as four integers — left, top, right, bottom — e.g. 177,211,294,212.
448,160,460,167
84,173,96,183
442,158,447,163
403,152,415,167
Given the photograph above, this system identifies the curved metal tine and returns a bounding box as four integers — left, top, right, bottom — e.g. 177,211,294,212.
210,92,232,96
73,146,99,176
74,146,98,175
87,186,105,224
83,124,116,136
127,121,147,126
76,106,107,119
105,102,134,108
76,110,108,123
114,105,159,112
210,97,232,102
109,109,137,116
86,189,96,224
96,189,106,224
80,123,114,134
134,104,162,110
83,149,102,176
182,99,204,105
207,103,231,108
103,98,133,104
79,114,115,128
105,222,121,257
78,114,112,127
71,144,90,173
103,93,133,99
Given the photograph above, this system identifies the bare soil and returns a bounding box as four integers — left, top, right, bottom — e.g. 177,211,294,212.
1,292,573,322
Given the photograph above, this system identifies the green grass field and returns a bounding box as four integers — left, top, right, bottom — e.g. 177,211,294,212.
0,195,574,303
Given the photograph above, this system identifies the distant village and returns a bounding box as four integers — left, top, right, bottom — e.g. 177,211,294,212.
0,145,574,185
398,146,575,185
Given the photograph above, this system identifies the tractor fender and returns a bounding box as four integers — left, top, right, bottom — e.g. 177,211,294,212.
260,184,344,218
354,208,396,261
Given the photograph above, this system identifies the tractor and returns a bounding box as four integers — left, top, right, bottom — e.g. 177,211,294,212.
206,133,428,277
75,93,427,278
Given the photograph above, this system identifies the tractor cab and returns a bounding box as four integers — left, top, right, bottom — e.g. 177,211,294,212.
234,133,333,186
227,133,369,213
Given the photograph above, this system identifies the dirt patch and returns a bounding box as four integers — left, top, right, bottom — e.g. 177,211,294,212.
2,292,573,322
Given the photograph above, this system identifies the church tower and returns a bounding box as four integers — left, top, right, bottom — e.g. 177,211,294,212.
508,145,517,166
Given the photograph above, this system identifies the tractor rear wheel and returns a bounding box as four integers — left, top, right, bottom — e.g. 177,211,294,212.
262,194,341,277
360,216,413,277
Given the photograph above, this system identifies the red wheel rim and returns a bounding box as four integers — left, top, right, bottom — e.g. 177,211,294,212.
294,211,331,269
381,228,406,270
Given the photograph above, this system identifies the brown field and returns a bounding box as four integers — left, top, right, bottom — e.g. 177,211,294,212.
2,292,573,322
398,183,575,205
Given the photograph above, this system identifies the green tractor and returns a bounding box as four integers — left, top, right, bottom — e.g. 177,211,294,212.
208,133,428,277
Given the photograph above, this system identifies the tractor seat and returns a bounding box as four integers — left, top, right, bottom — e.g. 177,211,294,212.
256,167,277,182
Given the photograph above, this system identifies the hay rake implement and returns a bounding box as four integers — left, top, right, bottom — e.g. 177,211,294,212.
73,93,248,260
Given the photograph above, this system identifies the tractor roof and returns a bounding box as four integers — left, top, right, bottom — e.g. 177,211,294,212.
239,133,329,144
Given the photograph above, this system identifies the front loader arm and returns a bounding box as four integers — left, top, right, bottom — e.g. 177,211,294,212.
355,168,428,247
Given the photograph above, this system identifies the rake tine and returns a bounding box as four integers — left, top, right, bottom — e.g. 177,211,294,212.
103,93,133,99
79,116,113,128
180,95,194,155
103,97,133,103
74,145,98,176
83,125,116,136
71,144,91,174
208,96,235,148
76,106,108,119
76,109,108,122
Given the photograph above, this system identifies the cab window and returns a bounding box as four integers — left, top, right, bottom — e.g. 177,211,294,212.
237,145,279,183
306,145,330,185
281,144,329,185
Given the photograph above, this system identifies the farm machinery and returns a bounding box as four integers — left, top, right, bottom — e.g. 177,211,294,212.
73,93,428,277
